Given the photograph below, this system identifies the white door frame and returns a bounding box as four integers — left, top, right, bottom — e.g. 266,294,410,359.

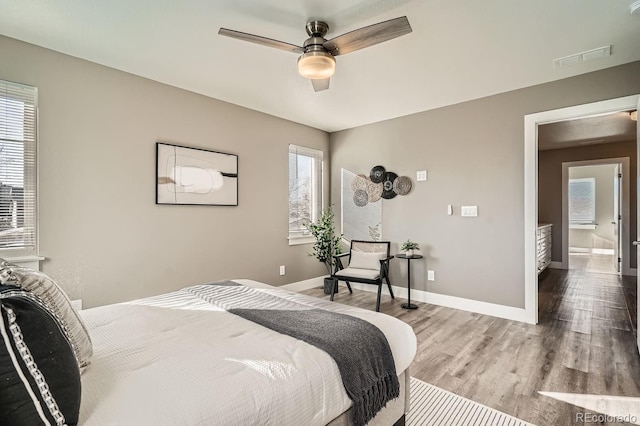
561,158,630,275
524,94,640,324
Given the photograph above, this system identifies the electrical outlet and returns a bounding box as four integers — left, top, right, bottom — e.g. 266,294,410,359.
427,270,435,281
279,265,285,276
417,170,428,181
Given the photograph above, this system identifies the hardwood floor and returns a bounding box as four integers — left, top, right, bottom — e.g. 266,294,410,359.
301,268,640,425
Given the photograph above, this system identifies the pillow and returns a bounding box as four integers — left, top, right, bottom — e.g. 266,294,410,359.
0,260,93,371
348,251,387,270
0,286,81,425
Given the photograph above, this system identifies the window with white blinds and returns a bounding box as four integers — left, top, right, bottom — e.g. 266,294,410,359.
569,177,596,224
0,80,37,253
288,144,322,244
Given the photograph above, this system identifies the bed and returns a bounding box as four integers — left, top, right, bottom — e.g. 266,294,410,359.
0,269,416,426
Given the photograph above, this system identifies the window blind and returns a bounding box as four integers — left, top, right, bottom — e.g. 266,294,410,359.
288,144,323,238
0,80,37,253
568,178,595,223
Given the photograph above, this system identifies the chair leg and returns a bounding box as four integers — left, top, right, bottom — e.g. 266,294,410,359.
345,281,353,294
330,278,337,301
376,284,382,312
385,276,394,299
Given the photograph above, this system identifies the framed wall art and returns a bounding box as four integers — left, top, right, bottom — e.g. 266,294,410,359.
156,142,238,206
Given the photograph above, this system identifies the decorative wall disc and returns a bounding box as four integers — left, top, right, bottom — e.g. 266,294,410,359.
393,176,412,195
353,189,369,207
369,165,386,183
366,180,383,203
381,172,398,199
351,174,368,192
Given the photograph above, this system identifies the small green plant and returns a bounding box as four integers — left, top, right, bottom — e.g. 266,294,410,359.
401,240,420,251
306,206,343,275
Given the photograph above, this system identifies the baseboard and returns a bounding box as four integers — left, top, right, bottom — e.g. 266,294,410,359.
549,261,563,269
624,268,637,277
280,276,325,292
343,282,528,323
285,276,528,322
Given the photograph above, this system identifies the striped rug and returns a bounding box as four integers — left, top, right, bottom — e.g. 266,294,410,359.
408,377,534,426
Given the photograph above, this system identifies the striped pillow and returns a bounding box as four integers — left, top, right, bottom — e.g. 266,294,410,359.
0,286,81,425
0,261,93,371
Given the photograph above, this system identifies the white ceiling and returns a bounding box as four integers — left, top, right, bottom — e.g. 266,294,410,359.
1,0,639,132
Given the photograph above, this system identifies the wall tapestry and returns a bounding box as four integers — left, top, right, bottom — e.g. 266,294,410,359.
341,168,382,241
156,142,238,206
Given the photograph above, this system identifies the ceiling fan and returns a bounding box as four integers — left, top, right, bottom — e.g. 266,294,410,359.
218,16,412,92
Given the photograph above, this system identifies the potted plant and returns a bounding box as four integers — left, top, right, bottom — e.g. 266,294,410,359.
401,240,420,257
307,206,343,294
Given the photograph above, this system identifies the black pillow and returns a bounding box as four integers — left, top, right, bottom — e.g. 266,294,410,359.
0,285,81,426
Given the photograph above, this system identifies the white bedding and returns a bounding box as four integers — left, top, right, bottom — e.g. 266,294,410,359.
78,279,417,425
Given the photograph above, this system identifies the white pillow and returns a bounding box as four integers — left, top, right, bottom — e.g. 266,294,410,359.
348,251,386,270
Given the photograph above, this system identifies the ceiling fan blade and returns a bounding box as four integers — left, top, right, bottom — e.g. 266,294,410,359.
323,16,412,56
311,78,330,92
218,28,304,54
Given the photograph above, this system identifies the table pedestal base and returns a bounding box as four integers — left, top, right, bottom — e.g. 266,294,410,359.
401,303,418,310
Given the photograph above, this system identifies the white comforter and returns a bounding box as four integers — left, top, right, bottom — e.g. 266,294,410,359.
78,279,416,425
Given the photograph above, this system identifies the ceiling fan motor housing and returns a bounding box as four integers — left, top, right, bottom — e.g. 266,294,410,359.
299,21,335,79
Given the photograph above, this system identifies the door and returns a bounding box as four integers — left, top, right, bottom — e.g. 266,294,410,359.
637,99,640,355
613,164,622,274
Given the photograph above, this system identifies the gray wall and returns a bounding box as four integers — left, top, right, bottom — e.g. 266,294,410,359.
0,35,330,308
330,61,640,309
538,141,637,266
568,164,617,250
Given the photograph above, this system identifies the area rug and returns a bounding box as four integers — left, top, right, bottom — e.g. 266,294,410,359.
408,377,534,426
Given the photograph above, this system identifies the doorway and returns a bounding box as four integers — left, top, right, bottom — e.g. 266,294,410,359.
524,94,640,326
566,162,623,275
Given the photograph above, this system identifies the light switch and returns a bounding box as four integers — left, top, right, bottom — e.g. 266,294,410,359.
461,205,478,217
416,170,427,181
447,205,453,215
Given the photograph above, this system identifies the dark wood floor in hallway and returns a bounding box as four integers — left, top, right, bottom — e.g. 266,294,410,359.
302,268,640,425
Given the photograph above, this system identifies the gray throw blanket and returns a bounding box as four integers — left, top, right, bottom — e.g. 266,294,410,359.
183,281,399,426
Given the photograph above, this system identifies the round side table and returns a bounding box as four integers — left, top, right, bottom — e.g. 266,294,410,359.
396,254,423,309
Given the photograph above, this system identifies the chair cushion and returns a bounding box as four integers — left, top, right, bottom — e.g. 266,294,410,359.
335,267,381,280
348,251,386,271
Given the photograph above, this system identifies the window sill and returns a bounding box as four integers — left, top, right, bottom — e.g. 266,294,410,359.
288,236,315,246
2,255,45,271
569,224,597,230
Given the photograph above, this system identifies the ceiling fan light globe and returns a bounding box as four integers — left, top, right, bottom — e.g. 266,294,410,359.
297,52,335,79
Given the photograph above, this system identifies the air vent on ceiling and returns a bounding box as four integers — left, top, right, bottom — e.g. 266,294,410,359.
553,45,611,68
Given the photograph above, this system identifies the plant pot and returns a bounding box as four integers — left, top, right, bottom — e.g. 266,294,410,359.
405,249,414,257
323,277,336,295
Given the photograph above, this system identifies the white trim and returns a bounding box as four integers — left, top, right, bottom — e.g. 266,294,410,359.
561,157,630,275
346,283,527,322
288,236,314,246
280,276,325,292
525,94,640,325
549,261,563,269
286,276,527,321
569,224,597,230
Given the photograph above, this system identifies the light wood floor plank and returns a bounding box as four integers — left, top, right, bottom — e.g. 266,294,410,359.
301,265,640,425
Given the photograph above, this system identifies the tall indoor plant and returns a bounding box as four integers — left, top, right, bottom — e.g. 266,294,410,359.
307,206,343,293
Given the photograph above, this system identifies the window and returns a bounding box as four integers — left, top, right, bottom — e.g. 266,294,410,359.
0,80,37,254
288,144,322,244
568,178,595,224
